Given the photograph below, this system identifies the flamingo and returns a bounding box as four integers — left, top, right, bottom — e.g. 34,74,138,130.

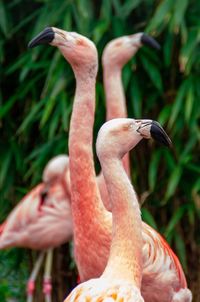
29,27,192,301
64,118,163,301
98,33,160,210
0,155,72,302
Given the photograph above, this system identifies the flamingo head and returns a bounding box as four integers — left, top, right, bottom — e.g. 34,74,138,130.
96,118,171,160
42,155,71,198
28,27,98,78
102,33,160,69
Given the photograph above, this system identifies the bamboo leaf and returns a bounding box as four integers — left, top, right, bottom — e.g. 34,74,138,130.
40,77,66,127
93,20,109,44
168,79,189,128
0,1,9,37
164,166,182,201
174,231,187,272
112,0,121,16
140,54,163,92
0,150,12,187
100,0,112,21
164,206,185,237
141,208,157,230
163,31,174,67
148,150,161,191
146,0,174,34
112,17,125,36
122,64,132,91
0,95,17,118
61,94,72,131
130,76,142,118
185,85,194,122
17,99,45,134
172,0,188,29
158,104,172,125
120,0,141,18
6,53,31,75
48,108,60,139
179,29,199,73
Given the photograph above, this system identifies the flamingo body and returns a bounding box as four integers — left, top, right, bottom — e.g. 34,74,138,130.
0,155,72,250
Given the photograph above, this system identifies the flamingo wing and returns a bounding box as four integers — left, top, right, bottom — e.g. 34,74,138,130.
0,222,6,236
141,222,189,302
0,184,44,249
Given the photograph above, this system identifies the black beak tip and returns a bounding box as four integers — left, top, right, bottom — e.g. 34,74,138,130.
141,34,161,50
150,121,172,147
28,27,54,49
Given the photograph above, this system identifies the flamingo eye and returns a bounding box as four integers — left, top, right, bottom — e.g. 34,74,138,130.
122,123,134,132
114,41,122,47
128,123,134,130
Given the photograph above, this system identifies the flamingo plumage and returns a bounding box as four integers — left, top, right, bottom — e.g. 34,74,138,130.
0,155,72,301
29,27,192,302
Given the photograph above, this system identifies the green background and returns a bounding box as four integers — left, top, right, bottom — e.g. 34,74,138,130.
0,0,199,301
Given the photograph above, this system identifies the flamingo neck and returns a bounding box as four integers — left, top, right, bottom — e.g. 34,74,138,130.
103,66,130,177
103,67,127,121
69,73,108,232
100,157,142,287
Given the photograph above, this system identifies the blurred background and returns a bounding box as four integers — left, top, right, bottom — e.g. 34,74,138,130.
0,0,199,301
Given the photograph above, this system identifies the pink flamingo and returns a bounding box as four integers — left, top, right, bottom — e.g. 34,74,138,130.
98,33,160,210
29,28,192,301
64,118,159,301
0,155,72,302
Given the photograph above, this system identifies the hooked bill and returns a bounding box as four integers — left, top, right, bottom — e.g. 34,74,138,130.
28,27,54,48
150,121,172,147
141,34,160,50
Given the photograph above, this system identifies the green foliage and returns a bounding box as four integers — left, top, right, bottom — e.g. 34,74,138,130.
0,0,199,300
0,249,28,302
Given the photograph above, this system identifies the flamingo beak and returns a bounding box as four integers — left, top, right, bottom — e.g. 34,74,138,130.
150,121,172,147
136,120,172,147
141,34,160,50
28,27,55,48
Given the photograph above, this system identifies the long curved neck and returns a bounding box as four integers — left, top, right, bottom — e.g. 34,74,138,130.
100,156,142,287
69,71,107,232
103,65,130,176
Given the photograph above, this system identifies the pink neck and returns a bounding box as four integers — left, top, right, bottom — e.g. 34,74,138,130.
69,74,107,232
104,68,127,120
100,157,142,287
103,66,130,177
